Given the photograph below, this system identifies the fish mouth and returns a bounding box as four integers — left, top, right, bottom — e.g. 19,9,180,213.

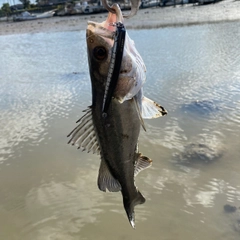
104,4,124,30
87,4,123,35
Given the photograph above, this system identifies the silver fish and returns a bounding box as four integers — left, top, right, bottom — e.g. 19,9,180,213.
68,4,167,228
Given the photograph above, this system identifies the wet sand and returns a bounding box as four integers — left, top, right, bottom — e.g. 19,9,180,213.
0,0,240,35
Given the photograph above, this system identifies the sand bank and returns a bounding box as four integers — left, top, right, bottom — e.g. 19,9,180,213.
0,0,240,36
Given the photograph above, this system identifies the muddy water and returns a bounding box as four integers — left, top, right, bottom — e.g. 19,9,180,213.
0,21,240,240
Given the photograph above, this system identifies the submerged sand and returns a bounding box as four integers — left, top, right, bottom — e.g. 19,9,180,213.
0,0,240,35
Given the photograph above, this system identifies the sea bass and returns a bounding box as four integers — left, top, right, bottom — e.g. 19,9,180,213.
68,4,167,228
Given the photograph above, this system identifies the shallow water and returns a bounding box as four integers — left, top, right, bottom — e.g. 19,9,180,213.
0,21,240,240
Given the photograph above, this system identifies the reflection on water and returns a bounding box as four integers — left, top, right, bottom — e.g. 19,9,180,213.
0,32,90,163
0,21,240,239
149,168,240,208
24,167,104,240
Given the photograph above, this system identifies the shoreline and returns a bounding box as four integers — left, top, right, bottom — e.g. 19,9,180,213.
0,0,240,36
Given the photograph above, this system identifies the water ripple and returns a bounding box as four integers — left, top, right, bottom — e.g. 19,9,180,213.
22,167,103,240
0,31,90,163
1,22,240,239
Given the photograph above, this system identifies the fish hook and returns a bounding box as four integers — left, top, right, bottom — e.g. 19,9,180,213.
101,0,141,19
101,0,116,14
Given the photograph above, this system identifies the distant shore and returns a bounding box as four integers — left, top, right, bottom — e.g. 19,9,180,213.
0,0,240,36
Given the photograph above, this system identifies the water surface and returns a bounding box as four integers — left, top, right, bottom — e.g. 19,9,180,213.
0,22,240,240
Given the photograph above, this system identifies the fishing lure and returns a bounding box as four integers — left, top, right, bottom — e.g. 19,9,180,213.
102,22,126,117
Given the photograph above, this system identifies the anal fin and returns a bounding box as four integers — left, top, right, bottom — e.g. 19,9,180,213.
134,154,152,177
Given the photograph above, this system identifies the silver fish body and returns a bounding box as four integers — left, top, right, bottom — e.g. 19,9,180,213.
86,20,146,227
68,6,167,228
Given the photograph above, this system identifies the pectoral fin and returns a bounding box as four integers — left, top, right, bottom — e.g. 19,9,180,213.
142,97,167,119
133,95,146,131
67,107,100,154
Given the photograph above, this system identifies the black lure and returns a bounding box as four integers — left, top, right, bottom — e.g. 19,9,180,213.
102,22,126,117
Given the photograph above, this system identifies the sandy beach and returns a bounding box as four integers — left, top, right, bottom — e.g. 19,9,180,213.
0,0,240,35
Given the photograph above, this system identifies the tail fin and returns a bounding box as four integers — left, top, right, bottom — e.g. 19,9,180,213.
123,190,145,228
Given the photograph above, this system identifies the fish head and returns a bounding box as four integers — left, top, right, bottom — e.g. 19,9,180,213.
86,5,146,104
86,23,113,93
86,4,122,90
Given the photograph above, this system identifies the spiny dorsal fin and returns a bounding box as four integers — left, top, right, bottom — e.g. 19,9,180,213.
67,107,100,155
142,97,167,119
98,159,121,192
134,154,152,177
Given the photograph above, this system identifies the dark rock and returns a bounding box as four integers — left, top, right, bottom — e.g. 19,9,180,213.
234,219,240,233
174,142,223,165
224,204,237,213
181,100,220,116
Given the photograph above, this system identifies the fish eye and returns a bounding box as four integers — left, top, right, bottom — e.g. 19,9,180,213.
93,46,107,61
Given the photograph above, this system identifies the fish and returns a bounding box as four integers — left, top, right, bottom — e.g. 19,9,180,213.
68,4,167,228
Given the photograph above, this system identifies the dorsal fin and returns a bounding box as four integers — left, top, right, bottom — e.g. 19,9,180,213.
98,159,121,192
142,97,167,119
67,107,100,154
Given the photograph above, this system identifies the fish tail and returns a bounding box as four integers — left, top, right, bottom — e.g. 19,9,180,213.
123,190,145,228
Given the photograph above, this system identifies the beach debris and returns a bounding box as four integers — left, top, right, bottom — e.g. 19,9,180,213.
223,204,240,233
224,204,237,213
173,134,224,165
181,100,220,116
